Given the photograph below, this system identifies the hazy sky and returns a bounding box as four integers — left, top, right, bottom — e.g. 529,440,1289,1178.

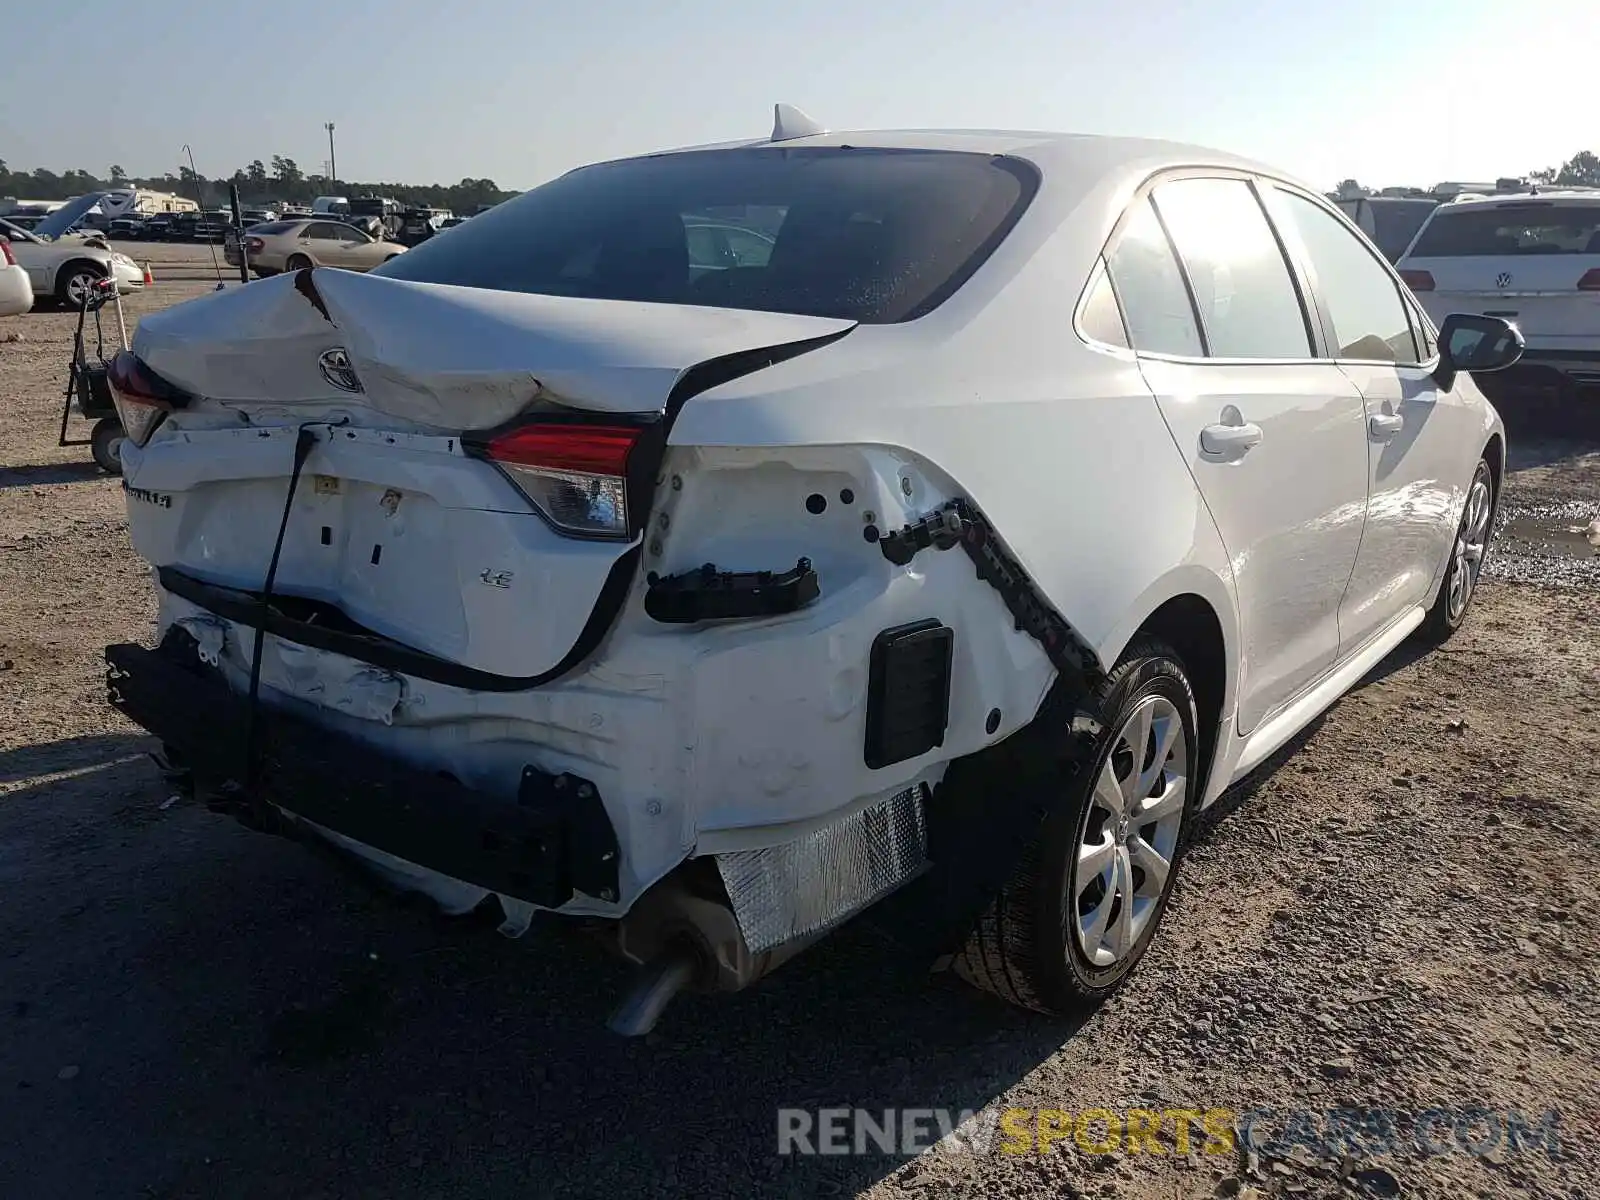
2,0,1593,192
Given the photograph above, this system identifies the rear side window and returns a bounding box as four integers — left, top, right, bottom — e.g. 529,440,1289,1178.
1153,177,1313,360
1104,199,1203,357
1409,202,1600,257
1271,189,1420,364
374,147,1037,323
1077,258,1128,349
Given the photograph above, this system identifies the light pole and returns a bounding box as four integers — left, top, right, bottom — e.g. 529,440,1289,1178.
325,123,337,187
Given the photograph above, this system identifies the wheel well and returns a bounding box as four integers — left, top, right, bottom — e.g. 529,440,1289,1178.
56,258,106,290
1483,433,1505,499
1136,594,1226,799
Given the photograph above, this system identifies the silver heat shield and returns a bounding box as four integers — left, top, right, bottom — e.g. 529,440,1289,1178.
715,785,929,953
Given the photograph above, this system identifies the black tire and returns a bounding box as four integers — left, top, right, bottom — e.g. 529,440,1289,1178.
1417,457,1495,644
286,254,313,271
56,261,106,308
955,636,1199,1015
90,418,126,475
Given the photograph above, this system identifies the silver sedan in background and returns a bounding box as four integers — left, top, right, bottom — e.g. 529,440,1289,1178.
226,219,407,277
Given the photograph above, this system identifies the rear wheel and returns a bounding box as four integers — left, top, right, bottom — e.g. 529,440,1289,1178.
90,418,126,475
1418,458,1494,643
955,637,1198,1014
286,254,313,271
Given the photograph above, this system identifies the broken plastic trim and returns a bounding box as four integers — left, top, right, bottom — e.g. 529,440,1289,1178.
644,557,820,623
106,635,623,910
878,498,1103,699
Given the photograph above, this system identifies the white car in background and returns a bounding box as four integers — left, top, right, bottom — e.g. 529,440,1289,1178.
102,110,1522,1032
0,217,145,309
1399,190,1600,393
0,235,35,316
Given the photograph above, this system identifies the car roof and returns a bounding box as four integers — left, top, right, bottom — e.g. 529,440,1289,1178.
637,127,1283,179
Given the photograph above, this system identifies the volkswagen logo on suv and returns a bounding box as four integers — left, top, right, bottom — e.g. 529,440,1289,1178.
1495,272,1513,289
318,348,363,393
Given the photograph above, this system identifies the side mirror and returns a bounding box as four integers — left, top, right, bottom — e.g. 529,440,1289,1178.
1434,313,1524,391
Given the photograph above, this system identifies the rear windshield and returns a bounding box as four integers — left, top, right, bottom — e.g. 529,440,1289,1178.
1409,202,1600,257
374,147,1038,323
248,221,297,235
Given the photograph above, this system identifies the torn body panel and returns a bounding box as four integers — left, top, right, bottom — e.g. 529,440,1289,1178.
132,442,1061,930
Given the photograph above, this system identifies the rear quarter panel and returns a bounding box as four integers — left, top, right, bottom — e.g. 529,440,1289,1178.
669,160,1242,738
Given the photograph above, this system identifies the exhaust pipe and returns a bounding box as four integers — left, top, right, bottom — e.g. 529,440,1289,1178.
606,946,700,1037
604,866,832,1036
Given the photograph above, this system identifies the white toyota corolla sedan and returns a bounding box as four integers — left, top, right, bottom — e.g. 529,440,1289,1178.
102,108,1522,1031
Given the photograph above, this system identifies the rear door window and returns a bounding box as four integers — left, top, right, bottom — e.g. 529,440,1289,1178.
375,147,1037,323
1104,198,1203,357
1409,202,1600,257
1152,177,1314,360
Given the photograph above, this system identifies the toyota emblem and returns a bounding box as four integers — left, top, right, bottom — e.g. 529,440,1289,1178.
1495,272,1512,289
318,347,363,393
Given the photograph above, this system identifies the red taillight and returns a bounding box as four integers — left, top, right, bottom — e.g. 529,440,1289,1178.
107,351,190,448
481,423,645,540
1399,269,1434,292
0,239,14,267
245,237,265,254
1577,269,1600,291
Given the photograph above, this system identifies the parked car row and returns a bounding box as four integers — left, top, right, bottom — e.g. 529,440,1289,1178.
107,211,250,243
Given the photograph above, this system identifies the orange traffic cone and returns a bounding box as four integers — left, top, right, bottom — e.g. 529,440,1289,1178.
142,262,154,285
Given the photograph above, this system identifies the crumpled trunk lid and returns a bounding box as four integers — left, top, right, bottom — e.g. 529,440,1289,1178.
125,269,855,683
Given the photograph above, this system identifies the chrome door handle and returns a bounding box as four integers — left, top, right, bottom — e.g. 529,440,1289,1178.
1200,421,1264,459
1369,412,1404,440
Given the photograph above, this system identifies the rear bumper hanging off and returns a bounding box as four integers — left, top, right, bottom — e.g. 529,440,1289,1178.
105,637,621,909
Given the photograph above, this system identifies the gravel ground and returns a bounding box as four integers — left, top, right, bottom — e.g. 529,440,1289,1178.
1,250,1597,1200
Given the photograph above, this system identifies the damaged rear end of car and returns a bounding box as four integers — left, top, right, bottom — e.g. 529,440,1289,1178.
106,137,1102,1031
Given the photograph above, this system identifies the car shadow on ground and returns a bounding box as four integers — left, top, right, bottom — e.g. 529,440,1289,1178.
0,604,1491,1199
0,461,106,490
0,744,1088,1200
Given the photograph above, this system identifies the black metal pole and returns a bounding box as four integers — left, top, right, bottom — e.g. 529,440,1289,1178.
229,182,249,283
326,123,337,188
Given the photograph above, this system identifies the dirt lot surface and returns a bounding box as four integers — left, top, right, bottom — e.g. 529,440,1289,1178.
1,249,1597,1200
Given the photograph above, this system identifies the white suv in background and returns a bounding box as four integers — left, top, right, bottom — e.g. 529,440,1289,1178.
1398,190,1600,395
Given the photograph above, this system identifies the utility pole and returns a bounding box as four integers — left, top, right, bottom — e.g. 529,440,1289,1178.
325,123,337,187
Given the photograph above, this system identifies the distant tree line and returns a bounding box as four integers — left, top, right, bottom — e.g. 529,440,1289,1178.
1337,149,1600,199
0,155,519,213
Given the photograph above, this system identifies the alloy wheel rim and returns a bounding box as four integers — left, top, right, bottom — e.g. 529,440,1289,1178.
67,272,97,305
1447,476,1491,623
1070,694,1188,968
